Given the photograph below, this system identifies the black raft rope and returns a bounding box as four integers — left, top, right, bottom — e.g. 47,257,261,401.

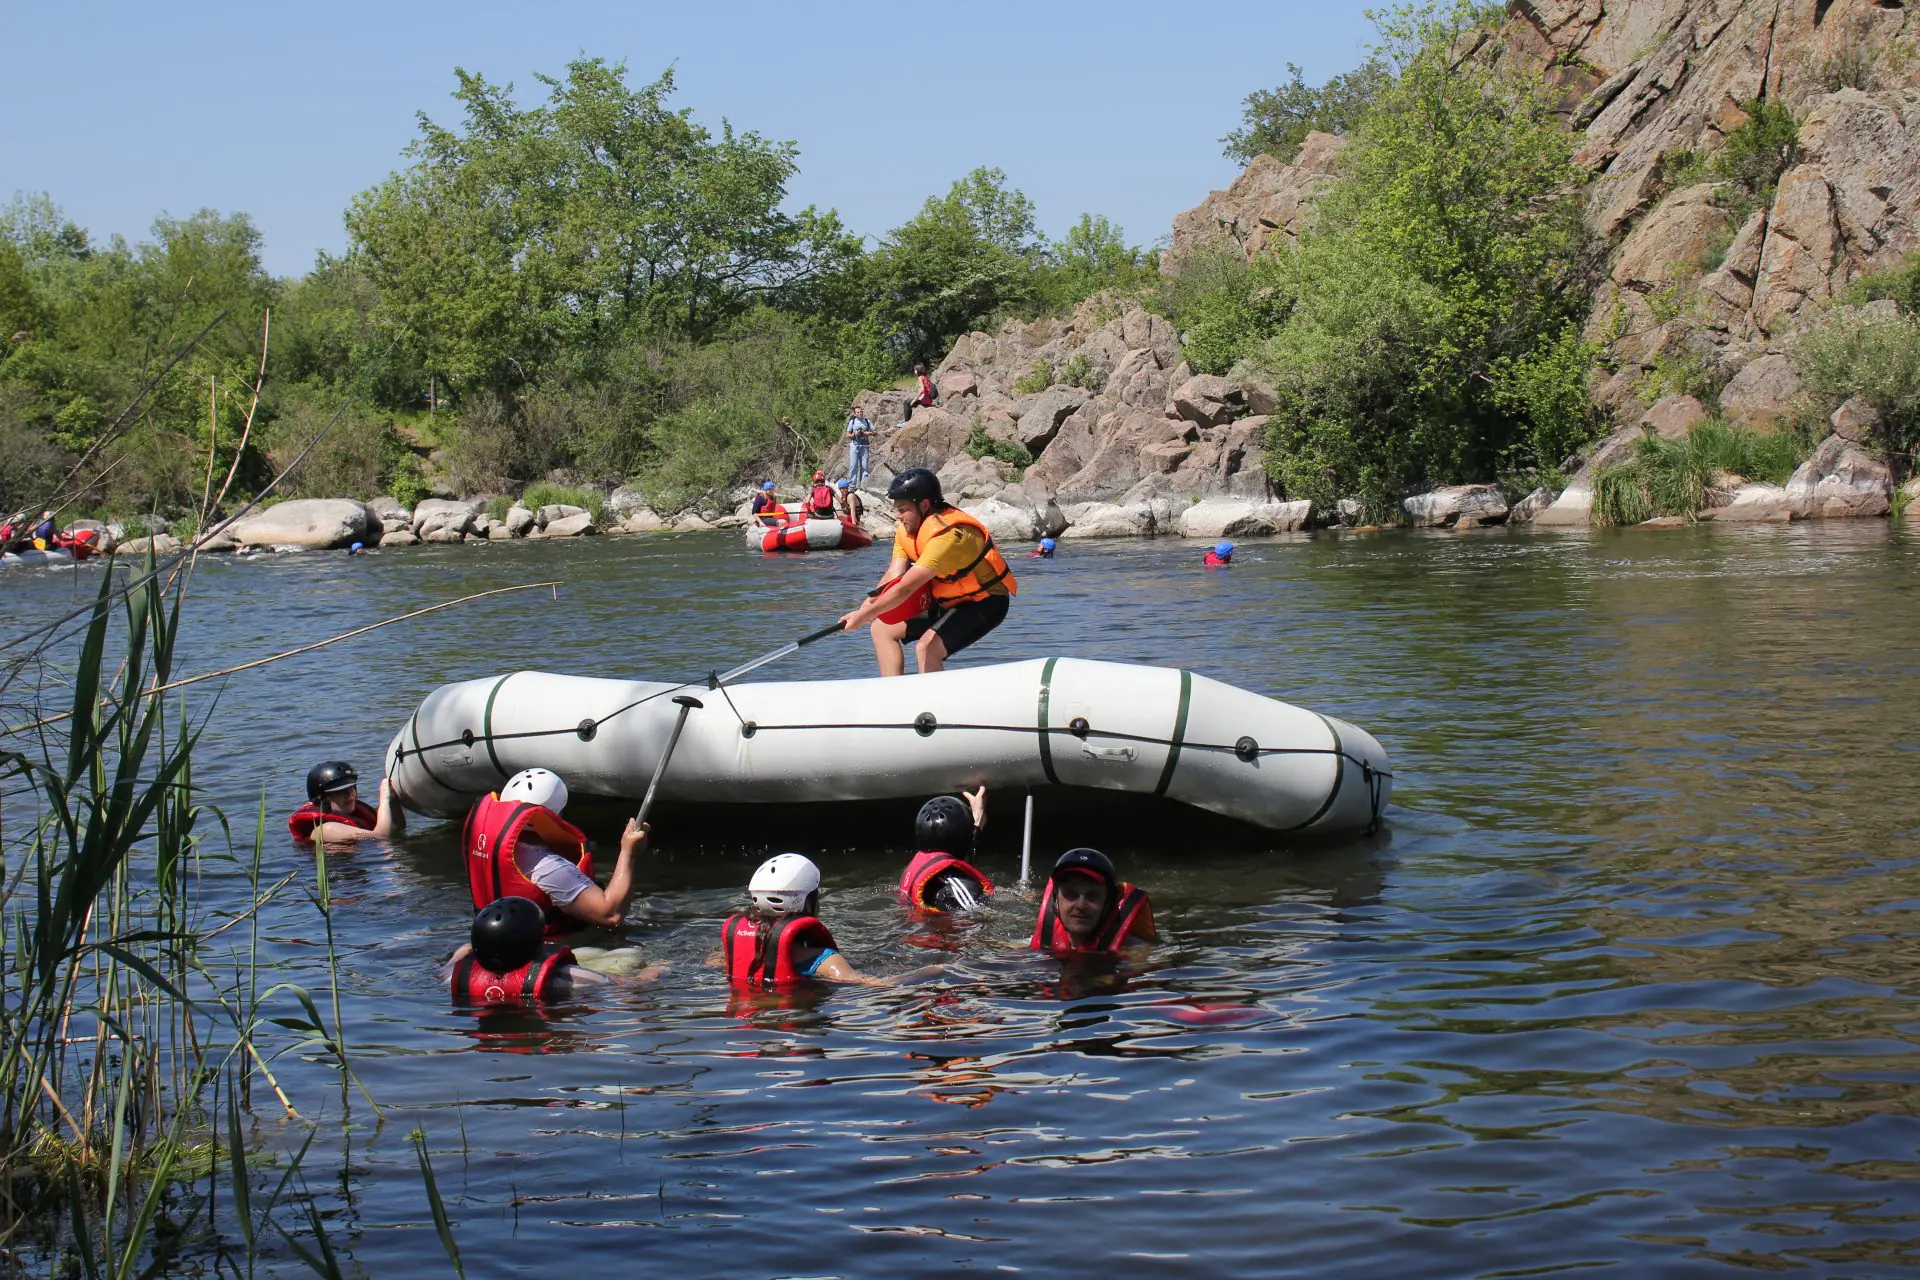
394,656,1395,836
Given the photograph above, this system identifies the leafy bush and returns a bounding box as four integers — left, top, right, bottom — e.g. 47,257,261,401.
1593,419,1811,524
262,386,412,499
521,480,606,524
1845,251,1920,315
1711,100,1799,214
964,420,1030,470
1638,348,1726,405
1028,215,1159,315
388,458,430,509
1223,57,1392,166
0,390,70,514
1013,360,1054,395
1489,324,1604,474
1062,352,1099,390
1792,305,1920,478
484,494,513,520
1179,255,1296,376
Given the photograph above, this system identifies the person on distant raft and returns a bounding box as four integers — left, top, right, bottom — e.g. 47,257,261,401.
835,467,1016,677
898,788,994,915
1204,541,1233,568
751,481,787,527
0,512,24,551
1029,537,1056,559
289,761,404,844
717,854,889,987
1030,848,1158,955
807,470,837,519
836,480,864,524
844,405,873,487
464,768,647,932
896,363,938,426
30,510,58,549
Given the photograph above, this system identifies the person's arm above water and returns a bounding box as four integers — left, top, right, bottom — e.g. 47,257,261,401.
311,780,402,844
964,785,987,833
810,951,941,986
554,819,648,927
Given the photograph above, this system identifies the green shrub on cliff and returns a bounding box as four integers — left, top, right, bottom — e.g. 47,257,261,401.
1242,2,1599,512
1223,57,1391,166
1593,419,1810,525
1793,305,1920,479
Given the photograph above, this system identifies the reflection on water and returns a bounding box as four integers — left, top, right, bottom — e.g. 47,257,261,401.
4,523,1919,1274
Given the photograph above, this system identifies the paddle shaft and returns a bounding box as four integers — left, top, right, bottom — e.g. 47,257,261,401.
636,694,704,825
714,620,846,685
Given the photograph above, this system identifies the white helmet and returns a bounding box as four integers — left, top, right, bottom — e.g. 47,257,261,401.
749,853,821,915
500,768,568,814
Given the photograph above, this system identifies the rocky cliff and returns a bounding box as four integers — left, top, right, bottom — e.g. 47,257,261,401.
840,0,1918,535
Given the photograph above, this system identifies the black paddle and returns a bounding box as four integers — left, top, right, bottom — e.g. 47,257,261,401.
634,620,847,825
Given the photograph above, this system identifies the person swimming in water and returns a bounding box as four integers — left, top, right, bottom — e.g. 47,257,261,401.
718,854,886,987
288,761,405,844
1030,848,1158,954
463,768,647,933
1029,537,1056,559
898,787,993,914
1204,541,1233,567
449,897,606,1004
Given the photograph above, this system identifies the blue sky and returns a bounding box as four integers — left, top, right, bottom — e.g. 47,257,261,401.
2,1,1377,278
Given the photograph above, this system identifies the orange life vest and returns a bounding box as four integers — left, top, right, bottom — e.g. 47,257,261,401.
1029,880,1154,954
288,799,378,842
451,943,576,1004
462,794,595,936
720,913,837,989
898,851,994,912
906,506,1017,606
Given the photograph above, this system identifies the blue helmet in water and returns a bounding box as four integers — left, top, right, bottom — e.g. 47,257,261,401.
1214,542,1234,557
1040,537,1056,551
349,541,364,551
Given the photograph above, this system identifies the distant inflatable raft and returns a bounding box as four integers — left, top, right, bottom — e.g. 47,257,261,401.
748,517,873,553
385,658,1392,836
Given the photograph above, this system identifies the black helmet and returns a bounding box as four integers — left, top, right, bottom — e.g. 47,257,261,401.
886,467,942,505
915,795,974,854
1050,847,1118,894
306,760,358,801
471,897,544,973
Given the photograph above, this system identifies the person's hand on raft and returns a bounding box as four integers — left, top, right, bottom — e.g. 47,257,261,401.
964,785,987,832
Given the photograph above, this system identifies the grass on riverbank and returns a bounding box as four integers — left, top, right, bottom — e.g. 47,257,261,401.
1593,419,1810,525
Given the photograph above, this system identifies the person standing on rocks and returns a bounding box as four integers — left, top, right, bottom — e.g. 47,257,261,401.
844,406,873,487
835,468,1016,677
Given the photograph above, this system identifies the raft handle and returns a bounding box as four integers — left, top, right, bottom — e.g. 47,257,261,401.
577,718,598,742
1234,736,1259,762
1069,717,1090,738
914,712,938,737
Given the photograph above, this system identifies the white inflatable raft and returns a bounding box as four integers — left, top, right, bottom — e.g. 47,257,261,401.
0,548,78,570
386,658,1392,837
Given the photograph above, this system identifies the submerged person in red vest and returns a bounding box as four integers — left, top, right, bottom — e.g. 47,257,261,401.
449,896,604,1004
464,768,646,933
288,760,404,844
719,854,885,988
898,787,993,914
1204,541,1233,567
1030,848,1158,954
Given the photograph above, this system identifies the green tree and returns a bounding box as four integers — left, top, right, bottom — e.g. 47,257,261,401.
1247,3,1598,513
1222,57,1391,166
868,167,1039,363
1030,214,1159,314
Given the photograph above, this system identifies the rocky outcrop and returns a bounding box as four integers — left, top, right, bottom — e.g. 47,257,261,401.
1177,499,1315,538
227,499,378,550
1786,433,1891,517
1718,354,1801,429
1163,132,1350,275
1403,485,1510,529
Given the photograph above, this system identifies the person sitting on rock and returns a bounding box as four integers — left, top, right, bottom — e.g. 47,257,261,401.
1029,537,1056,559
1030,848,1158,954
289,761,405,844
898,788,993,914
1204,541,1233,568
896,363,938,426
807,470,837,519
836,480,864,524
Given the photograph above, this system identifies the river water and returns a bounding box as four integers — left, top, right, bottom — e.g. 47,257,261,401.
6,524,1920,1276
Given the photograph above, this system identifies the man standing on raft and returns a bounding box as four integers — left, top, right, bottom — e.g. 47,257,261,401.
836,467,1016,676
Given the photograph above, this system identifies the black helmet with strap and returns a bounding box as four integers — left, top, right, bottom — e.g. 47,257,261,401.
471,896,545,973
306,760,358,801
915,794,974,854
887,467,942,505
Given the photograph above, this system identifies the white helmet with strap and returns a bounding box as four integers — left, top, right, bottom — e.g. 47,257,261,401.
749,853,821,915
500,768,568,814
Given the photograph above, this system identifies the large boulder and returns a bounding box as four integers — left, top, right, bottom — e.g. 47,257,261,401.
1786,434,1891,518
1534,425,1655,527
1162,133,1349,273
536,503,587,527
1610,183,1733,290
1177,499,1314,538
1830,396,1880,444
960,498,1042,544
533,512,598,538
504,505,536,537
874,406,973,473
617,510,668,533
118,533,181,557
1060,502,1157,539
936,454,1017,501
1718,354,1801,430
366,495,408,520
1506,486,1558,526
1403,484,1509,529
412,498,480,540
607,486,649,518
1702,482,1794,522
1013,387,1089,453
1640,394,1708,437
227,498,377,550
379,529,421,547
1170,374,1243,428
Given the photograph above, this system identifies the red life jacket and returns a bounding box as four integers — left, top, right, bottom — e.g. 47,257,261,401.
915,374,936,407
288,799,378,842
720,913,837,989
809,483,836,516
898,851,994,912
1204,552,1230,567
1029,880,1154,953
450,943,576,1004
462,793,595,936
